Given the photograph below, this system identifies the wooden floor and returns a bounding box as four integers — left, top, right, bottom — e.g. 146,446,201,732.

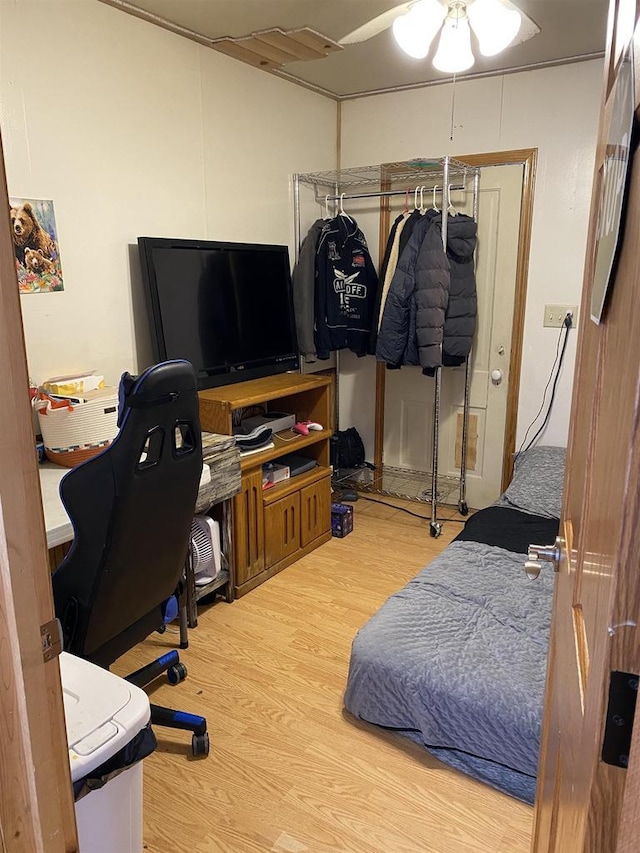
115,497,533,853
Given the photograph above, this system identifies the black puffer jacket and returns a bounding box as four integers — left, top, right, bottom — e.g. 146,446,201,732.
376,210,448,371
376,211,477,373
441,212,477,366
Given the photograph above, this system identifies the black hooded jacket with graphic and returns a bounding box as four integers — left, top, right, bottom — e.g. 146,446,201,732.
314,214,379,359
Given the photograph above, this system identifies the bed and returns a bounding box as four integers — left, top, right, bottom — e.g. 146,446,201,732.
343,446,566,804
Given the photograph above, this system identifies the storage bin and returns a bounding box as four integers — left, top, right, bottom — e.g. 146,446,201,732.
37,387,119,467
61,652,155,853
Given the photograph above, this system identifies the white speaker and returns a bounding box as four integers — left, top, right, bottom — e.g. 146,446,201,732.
190,515,221,585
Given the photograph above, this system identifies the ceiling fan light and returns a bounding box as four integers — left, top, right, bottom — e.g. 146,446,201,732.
468,0,522,57
433,14,475,73
392,0,447,60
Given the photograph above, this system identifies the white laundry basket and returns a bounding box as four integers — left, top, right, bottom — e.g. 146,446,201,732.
37,387,119,467
60,652,154,853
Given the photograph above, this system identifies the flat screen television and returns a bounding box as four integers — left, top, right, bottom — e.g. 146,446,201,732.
138,237,299,390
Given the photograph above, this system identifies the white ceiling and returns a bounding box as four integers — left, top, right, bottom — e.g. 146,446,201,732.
102,0,609,98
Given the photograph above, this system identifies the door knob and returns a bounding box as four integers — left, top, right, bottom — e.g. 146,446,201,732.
525,540,562,580
491,369,503,385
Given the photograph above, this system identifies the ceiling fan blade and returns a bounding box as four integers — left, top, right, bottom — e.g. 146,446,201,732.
504,1,541,46
512,12,541,46
339,3,414,45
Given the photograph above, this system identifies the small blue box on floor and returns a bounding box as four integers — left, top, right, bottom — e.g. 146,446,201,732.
331,502,354,538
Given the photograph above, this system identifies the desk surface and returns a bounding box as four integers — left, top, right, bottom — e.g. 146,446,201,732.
41,461,213,550
41,463,72,549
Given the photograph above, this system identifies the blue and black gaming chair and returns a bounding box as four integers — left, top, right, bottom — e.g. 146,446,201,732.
52,359,209,757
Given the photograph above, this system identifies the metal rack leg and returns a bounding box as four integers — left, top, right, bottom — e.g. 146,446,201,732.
430,368,442,538
458,351,472,517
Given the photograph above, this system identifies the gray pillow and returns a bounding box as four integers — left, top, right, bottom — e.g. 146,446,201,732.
499,445,566,519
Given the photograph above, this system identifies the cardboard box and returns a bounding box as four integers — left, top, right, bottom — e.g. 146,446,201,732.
262,461,290,487
331,502,354,538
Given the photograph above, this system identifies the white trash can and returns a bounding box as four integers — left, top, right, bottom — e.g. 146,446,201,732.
60,652,155,853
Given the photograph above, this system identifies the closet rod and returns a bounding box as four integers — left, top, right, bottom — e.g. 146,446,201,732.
321,185,466,203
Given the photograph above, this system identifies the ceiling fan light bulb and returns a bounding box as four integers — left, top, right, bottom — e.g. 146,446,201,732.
392,0,447,59
433,14,475,73
468,0,522,56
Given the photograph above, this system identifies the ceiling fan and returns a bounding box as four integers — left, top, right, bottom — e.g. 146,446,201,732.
339,0,541,74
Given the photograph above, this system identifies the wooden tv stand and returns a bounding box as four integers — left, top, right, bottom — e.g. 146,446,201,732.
198,373,333,598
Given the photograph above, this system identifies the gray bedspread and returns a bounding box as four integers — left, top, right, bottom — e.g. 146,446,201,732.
343,539,555,803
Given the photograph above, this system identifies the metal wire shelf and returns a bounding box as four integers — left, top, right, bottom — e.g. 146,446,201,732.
295,157,479,190
334,465,461,505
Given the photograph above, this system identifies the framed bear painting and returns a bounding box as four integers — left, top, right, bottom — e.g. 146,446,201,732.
9,197,64,293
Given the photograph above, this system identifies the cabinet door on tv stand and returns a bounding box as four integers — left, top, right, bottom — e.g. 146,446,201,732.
264,492,301,568
232,470,264,586
300,476,331,547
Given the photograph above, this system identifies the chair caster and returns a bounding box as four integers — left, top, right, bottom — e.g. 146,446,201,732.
167,662,188,685
429,522,442,538
192,732,210,757
458,501,469,516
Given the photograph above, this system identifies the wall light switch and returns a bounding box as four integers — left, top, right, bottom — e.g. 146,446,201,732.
543,304,578,328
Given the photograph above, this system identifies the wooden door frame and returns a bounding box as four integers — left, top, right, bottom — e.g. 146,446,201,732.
373,149,537,497
0,131,78,848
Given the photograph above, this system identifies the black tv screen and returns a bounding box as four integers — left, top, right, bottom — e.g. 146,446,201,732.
138,237,299,389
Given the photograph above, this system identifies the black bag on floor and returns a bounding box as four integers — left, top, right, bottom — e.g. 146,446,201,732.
334,427,366,470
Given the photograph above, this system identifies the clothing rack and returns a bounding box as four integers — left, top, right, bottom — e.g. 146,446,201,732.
293,157,481,537
321,186,466,203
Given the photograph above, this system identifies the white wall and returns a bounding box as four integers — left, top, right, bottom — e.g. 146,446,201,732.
339,61,602,449
0,0,336,385
0,2,602,450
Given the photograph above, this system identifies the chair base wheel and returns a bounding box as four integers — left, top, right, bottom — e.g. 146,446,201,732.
430,522,442,538
167,662,188,685
458,501,469,516
192,732,210,757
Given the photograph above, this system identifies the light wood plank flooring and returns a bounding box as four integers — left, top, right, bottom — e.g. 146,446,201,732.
115,497,533,853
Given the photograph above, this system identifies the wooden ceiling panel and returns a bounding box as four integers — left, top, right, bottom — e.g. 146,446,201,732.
211,27,342,70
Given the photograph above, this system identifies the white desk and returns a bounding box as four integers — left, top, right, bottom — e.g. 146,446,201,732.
40,461,213,549
40,463,73,548
41,434,240,628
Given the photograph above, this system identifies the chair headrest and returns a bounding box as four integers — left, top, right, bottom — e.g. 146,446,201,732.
117,360,197,428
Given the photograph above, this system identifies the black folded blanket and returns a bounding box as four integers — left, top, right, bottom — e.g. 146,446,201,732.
454,506,559,555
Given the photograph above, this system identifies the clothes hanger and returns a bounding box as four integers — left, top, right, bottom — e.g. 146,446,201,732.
414,186,420,211
324,194,331,220
404,188,410,214
420,186,427,214
432,185,440,213
447,183,458,217
339,192,353,223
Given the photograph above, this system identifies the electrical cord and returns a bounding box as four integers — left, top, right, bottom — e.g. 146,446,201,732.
356,493,467,524
517,325,565,452
274,430,302,443
517,313,572,458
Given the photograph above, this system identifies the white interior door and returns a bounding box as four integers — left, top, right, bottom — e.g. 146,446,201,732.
383,164,524,509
